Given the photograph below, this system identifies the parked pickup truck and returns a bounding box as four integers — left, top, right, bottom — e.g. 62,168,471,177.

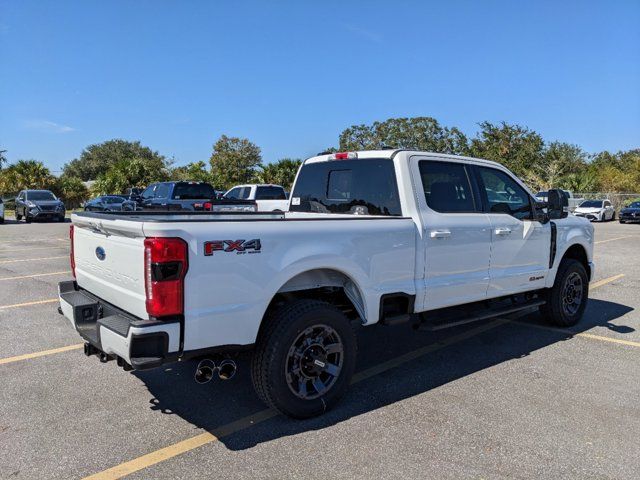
58,150,594,418
139,181,256,212
224,183,289,212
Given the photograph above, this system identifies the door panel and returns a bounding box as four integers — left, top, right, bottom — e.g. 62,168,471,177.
475,166,550,296
413,159,492,310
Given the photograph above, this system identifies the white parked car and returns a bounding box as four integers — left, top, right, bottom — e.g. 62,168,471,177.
0,198,4,223
59,150,594,418
574,199,615,222
224,184,289,212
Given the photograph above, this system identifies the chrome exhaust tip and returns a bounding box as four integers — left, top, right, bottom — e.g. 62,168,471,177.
217,359,237,380
194,359,216,384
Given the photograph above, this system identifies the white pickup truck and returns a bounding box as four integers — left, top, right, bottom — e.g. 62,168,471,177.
58,150,594,418
223,183,289,212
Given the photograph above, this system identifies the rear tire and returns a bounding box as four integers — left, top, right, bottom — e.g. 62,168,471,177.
251,299,357,419
540,259,588,327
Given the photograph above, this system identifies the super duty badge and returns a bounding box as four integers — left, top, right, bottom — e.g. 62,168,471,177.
204,239,262,256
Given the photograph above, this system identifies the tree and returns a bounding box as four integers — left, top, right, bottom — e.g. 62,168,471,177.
92,158,169,195
63,139,169,181
253,158,302,190
0,149,7,170
339,117,468,155
53,176,90,208
533,142,588,190
469,122,545,181
0,160,55,192
170,161,211,182
209,135,262,189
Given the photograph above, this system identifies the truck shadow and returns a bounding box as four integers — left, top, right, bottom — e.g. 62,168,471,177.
134,298,634,451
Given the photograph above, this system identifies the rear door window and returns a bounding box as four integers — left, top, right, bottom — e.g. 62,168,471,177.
419,161,476,213
290,158,401,216
172,183,216,199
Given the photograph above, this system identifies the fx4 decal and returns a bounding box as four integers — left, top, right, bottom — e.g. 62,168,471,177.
204,239,262,256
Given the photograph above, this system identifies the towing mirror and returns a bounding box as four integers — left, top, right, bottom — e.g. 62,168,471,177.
547,189,568,219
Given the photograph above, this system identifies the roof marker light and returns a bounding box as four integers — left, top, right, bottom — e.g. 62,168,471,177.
332,152,357,160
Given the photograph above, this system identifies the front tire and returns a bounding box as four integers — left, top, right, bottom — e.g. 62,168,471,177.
251,299,357,418
15,210,22,221
540,259,589,327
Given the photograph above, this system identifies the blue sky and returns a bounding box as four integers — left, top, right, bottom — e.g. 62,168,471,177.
1,0,639,174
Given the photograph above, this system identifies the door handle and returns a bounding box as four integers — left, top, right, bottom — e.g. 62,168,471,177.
495,227,512,235
430,229,451,239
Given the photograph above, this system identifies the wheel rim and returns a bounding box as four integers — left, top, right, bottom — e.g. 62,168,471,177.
285,324,344,400
561,272,583,316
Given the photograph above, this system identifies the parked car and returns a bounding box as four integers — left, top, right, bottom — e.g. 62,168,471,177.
224,183,289,211
84,195,137,212
59,149,593,419
619,201,640,224
139,181,256,212
0,198,4,223
574,199,615,222
536,190,584,212
15,189,65,222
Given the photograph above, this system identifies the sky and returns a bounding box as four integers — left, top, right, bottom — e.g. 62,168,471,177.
1,0,639,174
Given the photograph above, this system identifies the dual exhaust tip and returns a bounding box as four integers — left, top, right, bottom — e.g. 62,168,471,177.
195,358,237,384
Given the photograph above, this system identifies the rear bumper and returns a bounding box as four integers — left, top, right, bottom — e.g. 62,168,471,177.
57,281,180,370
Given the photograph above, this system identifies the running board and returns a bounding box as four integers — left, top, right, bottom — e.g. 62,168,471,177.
416,299,546,331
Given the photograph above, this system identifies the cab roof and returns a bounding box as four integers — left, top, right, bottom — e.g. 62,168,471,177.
304,149,504,169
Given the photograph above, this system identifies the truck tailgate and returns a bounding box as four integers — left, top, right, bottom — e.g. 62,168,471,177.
73,218,148,319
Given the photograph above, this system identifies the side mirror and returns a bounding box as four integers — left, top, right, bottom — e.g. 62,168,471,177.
547,189,568,219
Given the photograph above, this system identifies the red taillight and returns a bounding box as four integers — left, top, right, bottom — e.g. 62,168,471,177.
203,202,212,210
144,237,188,317
69,225,76,278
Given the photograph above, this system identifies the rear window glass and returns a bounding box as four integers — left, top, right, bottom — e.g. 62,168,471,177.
172,183,216,199
256,186,286,200
290,159,401,216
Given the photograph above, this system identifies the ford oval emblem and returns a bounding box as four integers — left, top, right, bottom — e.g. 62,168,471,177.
95,246,106,261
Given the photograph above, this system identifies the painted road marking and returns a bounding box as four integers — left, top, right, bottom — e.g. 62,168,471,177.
0,344,83,365
82,319,508,480
0,245,69,252
595,235,634,245
0,298,58,310
0,255,66,264
0,271,70,282
590,273,625,289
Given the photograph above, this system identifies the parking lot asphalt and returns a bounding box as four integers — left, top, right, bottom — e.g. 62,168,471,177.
0,218,638,479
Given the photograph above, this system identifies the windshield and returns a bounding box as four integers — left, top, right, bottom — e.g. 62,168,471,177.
172,182,216,199
627,202,640,209
27,191,56,201
579,200,603,208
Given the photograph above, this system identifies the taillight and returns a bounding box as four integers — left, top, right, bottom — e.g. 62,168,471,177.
144,237,188,317
203,202,212,210
69,225,76,278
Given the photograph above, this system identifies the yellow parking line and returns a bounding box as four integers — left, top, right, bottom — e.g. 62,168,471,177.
82,319,508,480
595,235,633,245
0,298,58,310
590,273,625,289
0,344,83,365
0,255,66,264
576,332,640,348
0,271,70,282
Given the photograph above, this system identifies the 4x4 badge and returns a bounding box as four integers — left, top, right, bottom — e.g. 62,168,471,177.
204,239,261,256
